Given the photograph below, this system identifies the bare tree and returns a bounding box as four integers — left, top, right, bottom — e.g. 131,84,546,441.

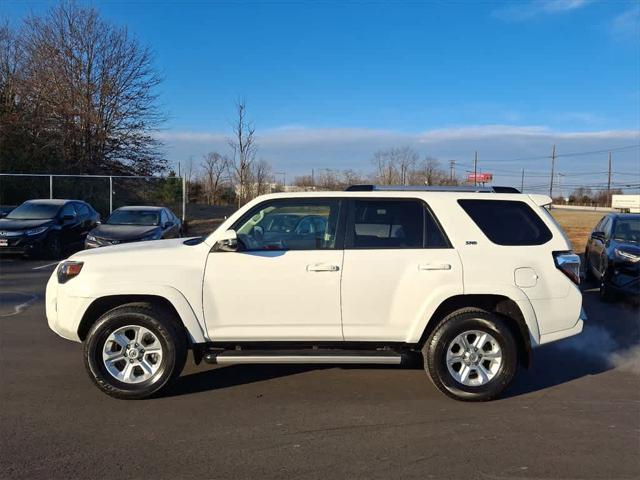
228,100,256,206
10,2,165,174
252,159,273,197
372,146,418,185
373,150,397,185
294,174,315,188
201,152,228,205
341,169,365,187
409,157,447,185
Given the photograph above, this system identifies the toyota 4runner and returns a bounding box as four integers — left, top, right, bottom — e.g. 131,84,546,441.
46,186,585,401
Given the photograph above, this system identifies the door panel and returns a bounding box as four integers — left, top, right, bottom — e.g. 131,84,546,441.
202,197,345,341
340,197,462,342
341,249,462,341
203,249,344,340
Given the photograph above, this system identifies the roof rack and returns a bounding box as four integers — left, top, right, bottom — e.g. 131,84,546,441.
345,185,521,193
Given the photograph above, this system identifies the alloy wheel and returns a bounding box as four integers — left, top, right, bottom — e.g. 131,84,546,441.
446,329,503,387
102,325,164,384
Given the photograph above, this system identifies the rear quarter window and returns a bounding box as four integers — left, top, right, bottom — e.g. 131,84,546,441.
458,199,552,246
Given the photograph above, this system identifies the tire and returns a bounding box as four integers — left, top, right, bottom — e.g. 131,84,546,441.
584,249,594,281
83,303,187,399
44,232,62,260
599,268,615,303
422,309,518,402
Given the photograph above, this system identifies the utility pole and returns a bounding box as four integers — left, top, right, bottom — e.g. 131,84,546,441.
607,152,612,206
473,152,478,186
521,168,525,192
549,144,556,198
449,160,456,182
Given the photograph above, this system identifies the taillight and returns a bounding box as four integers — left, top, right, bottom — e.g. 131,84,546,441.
553,251,580,285
57,261,84,284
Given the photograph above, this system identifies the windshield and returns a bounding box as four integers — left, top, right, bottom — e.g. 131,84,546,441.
6,202,60,220
613,218,640,243
106,210,160,226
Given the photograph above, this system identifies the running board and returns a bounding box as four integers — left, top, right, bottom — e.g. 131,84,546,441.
203,349,403,365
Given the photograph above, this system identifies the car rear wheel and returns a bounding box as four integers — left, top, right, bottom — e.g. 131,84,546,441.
422,309,518,402
84,303,187,399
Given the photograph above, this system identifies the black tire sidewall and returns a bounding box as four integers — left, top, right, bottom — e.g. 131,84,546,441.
84,307,181,399
425,312,517,401
45,232,62,260
584,249,594,280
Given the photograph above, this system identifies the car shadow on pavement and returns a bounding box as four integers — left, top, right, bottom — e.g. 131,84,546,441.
160,364,327,398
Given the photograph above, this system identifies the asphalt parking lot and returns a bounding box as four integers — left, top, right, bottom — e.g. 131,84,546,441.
1,256,639,480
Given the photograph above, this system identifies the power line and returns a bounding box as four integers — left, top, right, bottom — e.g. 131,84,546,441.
464,143,639,164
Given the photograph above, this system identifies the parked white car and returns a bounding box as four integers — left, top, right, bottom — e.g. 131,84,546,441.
47,186,585,401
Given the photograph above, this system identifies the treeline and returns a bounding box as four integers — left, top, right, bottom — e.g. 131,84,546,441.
186,145,461,206
558,187,625,207
0,2,165,176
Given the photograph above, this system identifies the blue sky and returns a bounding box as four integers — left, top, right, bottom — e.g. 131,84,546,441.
3,0,640,193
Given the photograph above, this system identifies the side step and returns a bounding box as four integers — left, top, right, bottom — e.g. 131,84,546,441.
203,349,403,365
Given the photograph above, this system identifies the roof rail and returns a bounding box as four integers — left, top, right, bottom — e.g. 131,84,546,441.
345,184,521,193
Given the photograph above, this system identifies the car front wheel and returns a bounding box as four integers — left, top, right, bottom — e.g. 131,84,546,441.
423,309,518,402
599,267,615,302
84,303,187,399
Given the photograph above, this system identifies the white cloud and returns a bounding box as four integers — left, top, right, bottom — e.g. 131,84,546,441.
493,0,592,22
159,125,640,194
610,6,640,42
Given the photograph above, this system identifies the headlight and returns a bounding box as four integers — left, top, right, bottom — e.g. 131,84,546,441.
614,248,640,263
26,226,49,236
57,261,84,284
140,233,160,241
86,235,96,242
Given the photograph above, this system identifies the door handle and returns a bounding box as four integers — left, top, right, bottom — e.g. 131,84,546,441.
419,263,451,271
307,263,340,272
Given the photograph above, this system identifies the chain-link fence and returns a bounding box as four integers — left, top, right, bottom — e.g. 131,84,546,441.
0,173,186,220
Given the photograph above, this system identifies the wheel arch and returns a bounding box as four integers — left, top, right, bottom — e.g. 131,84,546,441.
416,294,533,368
77,291,207,345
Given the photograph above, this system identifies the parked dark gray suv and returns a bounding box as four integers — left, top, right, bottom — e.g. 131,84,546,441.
85,206,182,248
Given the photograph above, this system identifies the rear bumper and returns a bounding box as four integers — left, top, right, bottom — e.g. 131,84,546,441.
537,307,586,345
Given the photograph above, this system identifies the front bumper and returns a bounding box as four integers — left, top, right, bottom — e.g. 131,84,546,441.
0,233,48,255
46,272,91,342
608,261,640,296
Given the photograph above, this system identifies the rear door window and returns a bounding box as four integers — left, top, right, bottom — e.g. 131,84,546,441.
60,203,77,218
346,199,422,249
76,203,90,216
458,199,552,246
345,199,450,249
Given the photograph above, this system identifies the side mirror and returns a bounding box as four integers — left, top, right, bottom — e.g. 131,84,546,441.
62,214,75,221
163,221,174,229
213,229,238,252
591,231,605,240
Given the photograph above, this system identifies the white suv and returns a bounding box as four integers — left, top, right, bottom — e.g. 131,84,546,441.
46,186,585,401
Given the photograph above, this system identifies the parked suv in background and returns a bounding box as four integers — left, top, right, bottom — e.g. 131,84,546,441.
584,213,639,301
0,199,99,258
85,206,182,249
46,187,585,401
